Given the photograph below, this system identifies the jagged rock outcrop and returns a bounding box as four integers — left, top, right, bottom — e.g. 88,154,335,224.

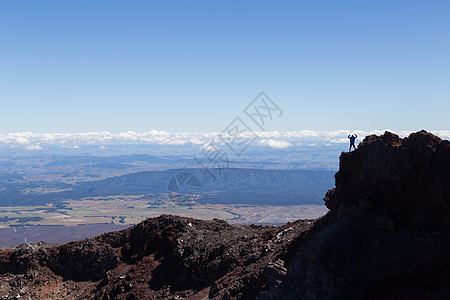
1,130,449,299
326,130,450,231
261,130,450,299
0,215,316,299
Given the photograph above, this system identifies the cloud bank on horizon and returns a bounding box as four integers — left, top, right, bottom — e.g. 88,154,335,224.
1,130,449,151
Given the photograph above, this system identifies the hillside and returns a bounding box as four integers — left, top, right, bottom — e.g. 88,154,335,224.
0,130,449,299
0,168,335,207
74,168,335,205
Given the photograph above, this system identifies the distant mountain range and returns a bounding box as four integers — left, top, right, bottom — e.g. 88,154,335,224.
75,168,336,205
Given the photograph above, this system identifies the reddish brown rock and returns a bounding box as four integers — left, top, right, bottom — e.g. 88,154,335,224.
325,130,450,230
0,215,315,299
263,130,450,299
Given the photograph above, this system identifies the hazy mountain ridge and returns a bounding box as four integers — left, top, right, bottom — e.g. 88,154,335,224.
0,168,335,207
75,168,335,205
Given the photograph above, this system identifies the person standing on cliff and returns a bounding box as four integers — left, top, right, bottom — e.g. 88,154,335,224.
348,134,357,151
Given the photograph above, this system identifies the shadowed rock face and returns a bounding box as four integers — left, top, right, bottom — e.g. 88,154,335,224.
262,130,450,299
326,130,450,230
1,130,449,299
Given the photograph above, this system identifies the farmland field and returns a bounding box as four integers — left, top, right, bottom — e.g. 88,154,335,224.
0,194,328,229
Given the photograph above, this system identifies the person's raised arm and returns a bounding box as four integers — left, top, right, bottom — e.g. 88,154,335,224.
348,135,351,139
355,134,357,138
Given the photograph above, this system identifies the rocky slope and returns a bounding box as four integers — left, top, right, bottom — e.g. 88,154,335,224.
0,215,317,299
1,130,449,299
261,130,450,299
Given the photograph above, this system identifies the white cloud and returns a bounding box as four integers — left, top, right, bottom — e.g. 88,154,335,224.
24,144,43,150
259,139,293,149
61,145,80,149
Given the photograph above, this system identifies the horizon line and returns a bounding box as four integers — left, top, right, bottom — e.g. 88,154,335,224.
0,129,448,151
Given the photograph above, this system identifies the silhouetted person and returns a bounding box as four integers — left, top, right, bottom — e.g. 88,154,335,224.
348,134,357,151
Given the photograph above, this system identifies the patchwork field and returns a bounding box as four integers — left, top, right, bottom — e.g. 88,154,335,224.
0,193,328,229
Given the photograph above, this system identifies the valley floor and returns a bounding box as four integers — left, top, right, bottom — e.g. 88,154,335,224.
0,200,328,247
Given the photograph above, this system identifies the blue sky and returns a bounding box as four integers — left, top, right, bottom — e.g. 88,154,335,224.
1,1,449,133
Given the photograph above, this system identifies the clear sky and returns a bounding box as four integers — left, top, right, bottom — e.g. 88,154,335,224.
1,0,449,133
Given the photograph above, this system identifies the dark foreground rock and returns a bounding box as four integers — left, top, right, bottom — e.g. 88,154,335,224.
261,130,450,299
1,130,449,299
0,216,316,299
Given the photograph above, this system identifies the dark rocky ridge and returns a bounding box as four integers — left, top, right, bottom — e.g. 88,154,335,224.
261,130,450,299
0,215,316,299
1,130,449,299
326,130,450,231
